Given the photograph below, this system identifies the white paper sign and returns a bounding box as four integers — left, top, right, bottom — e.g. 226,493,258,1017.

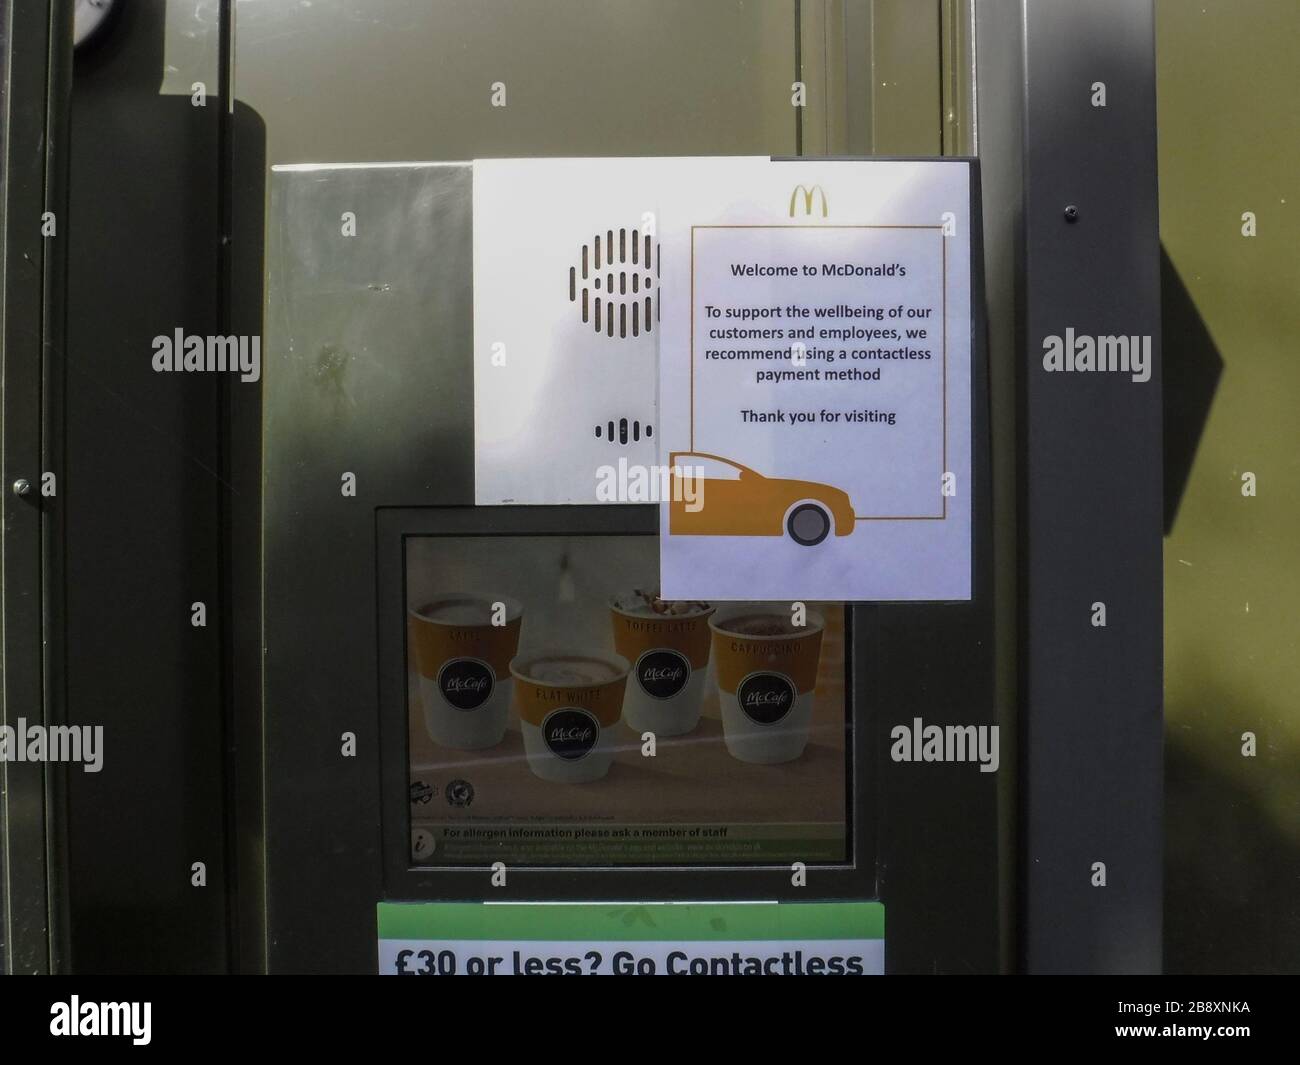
472,157,973,601
473,158,677,505
655,159,972,602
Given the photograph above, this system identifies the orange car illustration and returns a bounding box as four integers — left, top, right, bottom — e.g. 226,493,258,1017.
668,451,856,546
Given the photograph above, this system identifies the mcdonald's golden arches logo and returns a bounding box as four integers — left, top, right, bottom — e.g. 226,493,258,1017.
789,184,829,218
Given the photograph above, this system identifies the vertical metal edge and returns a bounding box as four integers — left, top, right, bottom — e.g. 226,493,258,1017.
795,1,847,156
227,0,270,973
941,0,978,156
0,1,8,972
796,0,820,155
794,1,805,156
802,1,877,156
215,0,243,975
842,0,873,155
971,0,1024,976
0,0,72,975
40,0,75,977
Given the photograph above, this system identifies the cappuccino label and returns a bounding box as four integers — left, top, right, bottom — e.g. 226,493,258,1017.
737,672,796,726
437,658,495,712
635,649,691,700
542,707,600,761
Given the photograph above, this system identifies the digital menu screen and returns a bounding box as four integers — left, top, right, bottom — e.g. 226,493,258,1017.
404,534,849,866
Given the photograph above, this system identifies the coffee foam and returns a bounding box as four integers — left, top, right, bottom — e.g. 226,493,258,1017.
718,613,801,638
417,597,495,625
611,589,712,618
519,654,621,686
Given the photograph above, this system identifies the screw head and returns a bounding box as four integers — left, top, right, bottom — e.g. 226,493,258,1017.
12,478,31,497
1064,204,1080,223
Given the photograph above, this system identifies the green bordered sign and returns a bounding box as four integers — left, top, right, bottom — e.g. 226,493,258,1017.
378,901,884,975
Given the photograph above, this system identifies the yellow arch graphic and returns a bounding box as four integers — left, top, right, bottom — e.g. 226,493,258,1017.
788,184,829,217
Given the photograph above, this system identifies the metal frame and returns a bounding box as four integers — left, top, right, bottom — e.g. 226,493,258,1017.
967,0,1024,977
258,154,991,972
1018,0,1163,974
972,0,1163,973
0,0,1161,977
0,0,73,975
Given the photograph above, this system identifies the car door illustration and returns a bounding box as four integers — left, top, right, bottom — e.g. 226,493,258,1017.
669,451,856,546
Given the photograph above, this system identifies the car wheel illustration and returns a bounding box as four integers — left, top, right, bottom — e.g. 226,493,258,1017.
786,502,832,546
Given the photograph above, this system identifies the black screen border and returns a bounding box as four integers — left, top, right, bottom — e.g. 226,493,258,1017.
376,504,876,902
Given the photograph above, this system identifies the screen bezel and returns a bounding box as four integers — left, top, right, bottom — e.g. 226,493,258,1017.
377,504,877,902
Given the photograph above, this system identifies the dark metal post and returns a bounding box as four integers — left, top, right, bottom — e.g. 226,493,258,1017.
1014,0,1164,973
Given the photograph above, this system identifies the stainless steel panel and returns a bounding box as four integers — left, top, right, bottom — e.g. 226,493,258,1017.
262,162,473,970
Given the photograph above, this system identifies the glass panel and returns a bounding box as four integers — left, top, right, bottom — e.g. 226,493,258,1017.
404,534,849,866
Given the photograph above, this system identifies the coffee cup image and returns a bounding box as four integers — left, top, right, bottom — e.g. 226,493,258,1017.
510,649,630,784
408,593,523,750
609,591,714,736
709,604,825,764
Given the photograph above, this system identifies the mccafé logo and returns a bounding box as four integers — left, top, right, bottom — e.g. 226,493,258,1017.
789,184,829,218
636,649,690,700
737,672,796,726
437,658,494,712
542,707,600,761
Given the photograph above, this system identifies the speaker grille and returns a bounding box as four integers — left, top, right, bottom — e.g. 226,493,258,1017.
570,227,659,338
594,417,653,445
